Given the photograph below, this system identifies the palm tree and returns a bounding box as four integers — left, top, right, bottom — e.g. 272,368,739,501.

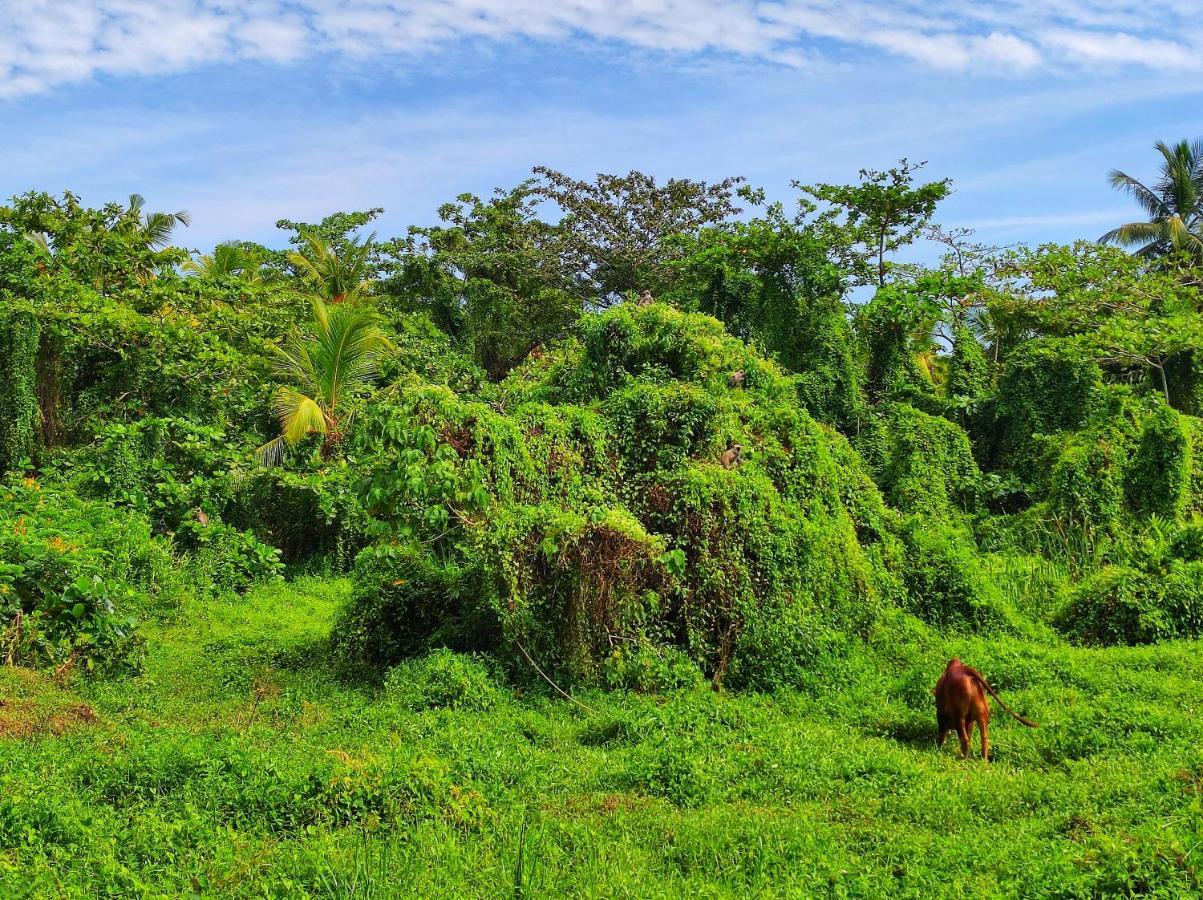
125,193,192,249
183,242,265,281
256,298,391,465
1101,139,1203,264
287,233,375,303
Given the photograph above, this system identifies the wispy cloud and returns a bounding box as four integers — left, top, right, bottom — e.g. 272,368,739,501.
1,1,1200,98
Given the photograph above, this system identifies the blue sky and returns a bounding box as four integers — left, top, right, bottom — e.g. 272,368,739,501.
2,1,1201,257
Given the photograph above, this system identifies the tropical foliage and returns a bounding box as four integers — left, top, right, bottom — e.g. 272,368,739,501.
3,146,1203,895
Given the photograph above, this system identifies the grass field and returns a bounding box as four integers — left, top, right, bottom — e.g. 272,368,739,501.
2,577,1201,898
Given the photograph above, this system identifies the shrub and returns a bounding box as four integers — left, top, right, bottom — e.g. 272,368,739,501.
0,481,162,673
985,341,1104,477
601,640,705,693
479,504,671,683
898,519,1013,630
346,303,906,688
0,308,40,473
332,545,493,670
1057,563,1203,645
877,403,981,516
384,649,508,711
177,519,284,594
1047,431,1127,530
1125,405,1193,521
1168,520,1203,562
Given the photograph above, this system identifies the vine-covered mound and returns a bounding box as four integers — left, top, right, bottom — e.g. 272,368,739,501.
336,304,1009,688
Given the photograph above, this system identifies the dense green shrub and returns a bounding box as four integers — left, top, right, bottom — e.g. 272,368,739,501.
898,519,1014,630
1125,404,1193,520
0,481,165,673
175,519,284,594
946,324,991,405
985,341,1104,477
479,504,672,683
332,544,493,670
1168,519,1203,562
1057,563,1203,645
601,639,706,692
876,403,981,516
383,648,508,711
347,304,903,688
1046,431,1128,530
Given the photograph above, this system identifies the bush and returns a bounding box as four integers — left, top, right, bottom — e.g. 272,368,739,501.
877,403,981,516
1168,520,1203,562
1125,405,1193,521
177,519,284,594
332,545,493,670
601,640,705,693
0,481,162,673
383,649,508,711
346,303,906,688
1057,563,1203,645
898,520,1014,630
0,308,40,473
1047,431,1127,530
985,341,1104,477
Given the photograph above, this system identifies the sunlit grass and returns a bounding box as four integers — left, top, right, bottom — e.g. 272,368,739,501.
2,577,1201,897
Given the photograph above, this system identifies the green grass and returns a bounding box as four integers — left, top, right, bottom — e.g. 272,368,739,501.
2,577,1202,897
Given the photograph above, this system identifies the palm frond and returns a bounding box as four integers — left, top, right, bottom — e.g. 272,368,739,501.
272,386,329,445
255,435,289,467
1107,170,1165,218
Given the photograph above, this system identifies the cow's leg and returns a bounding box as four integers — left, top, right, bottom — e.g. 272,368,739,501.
956,721,970,758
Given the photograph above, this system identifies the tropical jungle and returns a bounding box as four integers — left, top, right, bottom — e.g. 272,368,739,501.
2,143,1203,897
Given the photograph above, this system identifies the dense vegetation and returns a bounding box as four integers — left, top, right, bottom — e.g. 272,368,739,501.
2,146,1203,895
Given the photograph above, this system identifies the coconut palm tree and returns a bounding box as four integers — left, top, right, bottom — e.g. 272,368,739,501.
182,242,265,281
255,298,391,465
287,233,375,303
1101,139,1203,264
125,193,192,249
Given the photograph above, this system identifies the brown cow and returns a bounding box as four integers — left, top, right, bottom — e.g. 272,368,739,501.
934,658,1037,761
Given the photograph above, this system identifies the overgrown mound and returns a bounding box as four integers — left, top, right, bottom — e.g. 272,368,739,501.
335,304,1007,688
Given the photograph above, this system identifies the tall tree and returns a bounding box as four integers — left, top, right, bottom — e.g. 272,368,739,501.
798,159,951,288
531,167,743,306
1101,139,1203,265
385,184,581,379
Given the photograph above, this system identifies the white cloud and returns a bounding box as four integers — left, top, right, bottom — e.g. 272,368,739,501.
0,1,1199,98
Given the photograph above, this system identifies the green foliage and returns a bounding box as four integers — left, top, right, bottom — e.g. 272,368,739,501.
1058,563,1203,645
665,205,865,428
947,323,991,406
384,649,508,712
385,185,582,379
601,639,705,693
898,519,1015,630
479,504,671,683
0,482,162,673
1047,429,1129,531
797,159,951,287
1125,404,1194,520
985,340,1105,477
875,403,981,516
257,298,392,465
177,519,284,594
0,308,40,473
531,167,744,305
346,303,901,688
1102,138,1203,264
332,544,492,670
